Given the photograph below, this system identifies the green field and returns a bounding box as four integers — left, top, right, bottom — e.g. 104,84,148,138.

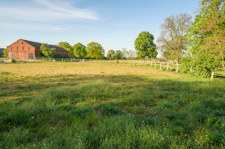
0,62,225,148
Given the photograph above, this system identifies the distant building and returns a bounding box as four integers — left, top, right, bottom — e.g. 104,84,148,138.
7,39,70,59
0,48,4,57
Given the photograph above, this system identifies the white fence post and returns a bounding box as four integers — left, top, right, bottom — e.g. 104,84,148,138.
190,66,192,72
4,58,6,63
211,71,214,80
176,64,178,73
71,59,72,62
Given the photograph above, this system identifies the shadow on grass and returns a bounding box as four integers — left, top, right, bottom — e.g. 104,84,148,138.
0,73,225,148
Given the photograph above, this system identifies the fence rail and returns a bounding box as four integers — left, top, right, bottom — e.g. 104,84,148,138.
2,58,224,79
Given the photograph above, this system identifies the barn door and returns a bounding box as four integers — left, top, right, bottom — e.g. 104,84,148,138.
8,52,14,59
28,53,34,59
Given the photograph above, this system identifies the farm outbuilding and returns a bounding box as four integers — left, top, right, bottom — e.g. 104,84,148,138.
7,39,70,60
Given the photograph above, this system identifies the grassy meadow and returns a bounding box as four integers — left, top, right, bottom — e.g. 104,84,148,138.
0,61,225,148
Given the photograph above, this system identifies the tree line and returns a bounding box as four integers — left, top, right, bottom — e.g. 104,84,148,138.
156,0,225,77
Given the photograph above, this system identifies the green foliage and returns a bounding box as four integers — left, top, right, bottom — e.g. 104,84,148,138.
97,102,122,116
180,54,221,78
157,13,192,64
86,42,104,59
179,57,192,73
40,44,55,58
162,48,177,60
134,31,157,60
73,43,87,58
187,0,225,69
3,48,7,58
11,59,16,63
54,53,64,58
71,106,94,119
107,49,114,59
114,50,122,59
58,42,73,57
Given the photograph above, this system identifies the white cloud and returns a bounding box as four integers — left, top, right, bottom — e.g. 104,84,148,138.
0,0,99,22
53,27,67,30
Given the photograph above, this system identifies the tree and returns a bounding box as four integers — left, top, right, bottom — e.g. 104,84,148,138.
128,49,136,58
114,50,123,59
3,48,7,58
157,13,192,64
162,49,177,63
40,44,55,58
134,31,157,64
73,43,87,58
86,42,104,60
121,48,129,58
58,42,73,57
107,49,114,59
187,0,225,72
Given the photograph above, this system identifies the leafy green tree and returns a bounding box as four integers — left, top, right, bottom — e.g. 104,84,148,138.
162,49,177,63
58,42,73,57
73,43,87,58
180,53,221,78
86,42,104,60
134,31,157,64
157,13,192,64
3,48,7,58
114,50,123,59
107,50,114,59
40,44,55,58
187,0,225,72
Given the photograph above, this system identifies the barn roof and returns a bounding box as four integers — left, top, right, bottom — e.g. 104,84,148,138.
22,39,69,53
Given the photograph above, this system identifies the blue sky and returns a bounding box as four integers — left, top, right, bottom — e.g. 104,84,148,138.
0,0,199,56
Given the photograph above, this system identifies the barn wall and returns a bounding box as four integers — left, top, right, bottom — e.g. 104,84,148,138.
7,39,36,60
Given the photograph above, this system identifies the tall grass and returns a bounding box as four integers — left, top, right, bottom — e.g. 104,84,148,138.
0,63,225,148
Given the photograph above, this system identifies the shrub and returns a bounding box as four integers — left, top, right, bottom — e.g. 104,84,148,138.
180,53,221,78
54,53,64,58
11,59,16,63
179,57,192,73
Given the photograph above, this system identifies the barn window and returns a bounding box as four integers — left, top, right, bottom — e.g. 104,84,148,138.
23,47,25,51
17,47,19,50
22,42,23,44
11,47,13,50
18,42,20,44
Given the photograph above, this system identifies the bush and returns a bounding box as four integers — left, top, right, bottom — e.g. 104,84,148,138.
54,53,63,58
11,59,16,63
180,53,221,78
179,57,192,73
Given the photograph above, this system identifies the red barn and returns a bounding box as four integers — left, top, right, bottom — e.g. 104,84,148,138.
7,39,70,59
